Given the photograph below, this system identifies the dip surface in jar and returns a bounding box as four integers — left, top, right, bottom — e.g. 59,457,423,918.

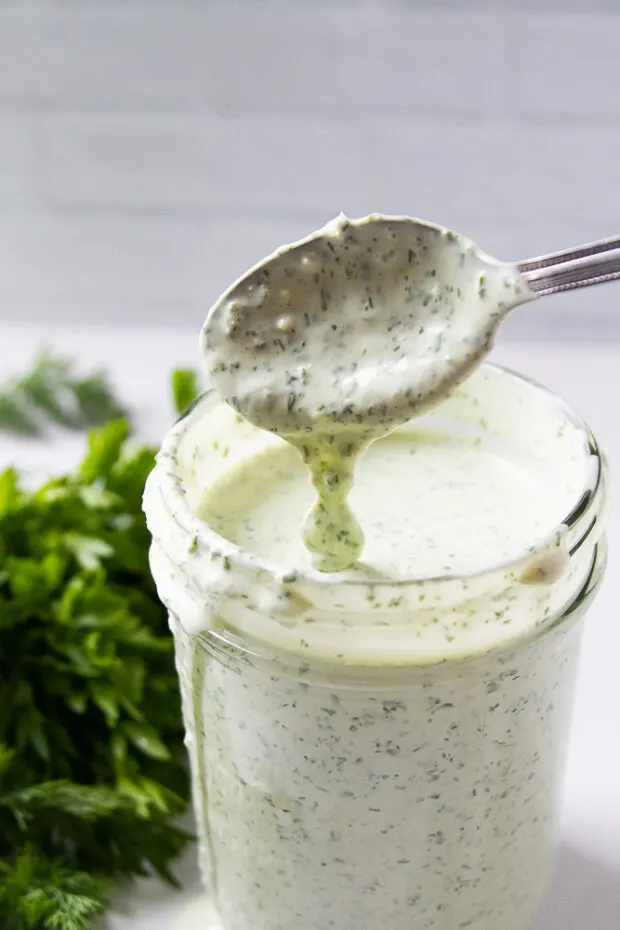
199,426,570,582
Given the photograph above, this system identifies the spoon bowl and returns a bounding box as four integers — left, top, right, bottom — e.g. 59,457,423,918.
201,214,530,438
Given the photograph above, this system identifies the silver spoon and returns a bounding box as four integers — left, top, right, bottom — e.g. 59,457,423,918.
202,215,620,439
519,234,620,295
202,215,620,573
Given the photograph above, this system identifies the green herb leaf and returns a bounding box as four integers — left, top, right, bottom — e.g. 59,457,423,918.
79,419,130,483
171,368,200,417
0,846,108,930
0,352,129,437
123,722,172,762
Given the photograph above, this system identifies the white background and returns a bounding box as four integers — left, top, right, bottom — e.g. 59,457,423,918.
2,325,619,927
0,1,619,339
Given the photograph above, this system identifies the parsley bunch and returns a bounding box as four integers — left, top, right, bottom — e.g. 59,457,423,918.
0,357,200,929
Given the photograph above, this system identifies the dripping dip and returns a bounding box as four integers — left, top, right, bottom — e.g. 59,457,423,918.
201,214,529,571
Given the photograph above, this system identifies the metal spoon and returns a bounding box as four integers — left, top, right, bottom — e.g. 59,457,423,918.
519,234,620,295
202,215,620,438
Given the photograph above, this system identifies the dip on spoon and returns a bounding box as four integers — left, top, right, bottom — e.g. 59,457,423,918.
201,214,531,572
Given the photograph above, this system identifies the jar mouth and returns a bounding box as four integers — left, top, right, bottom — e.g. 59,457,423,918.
148,362,607,597
145,361,609,663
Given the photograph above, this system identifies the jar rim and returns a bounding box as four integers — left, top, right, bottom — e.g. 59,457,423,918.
146,362,608,602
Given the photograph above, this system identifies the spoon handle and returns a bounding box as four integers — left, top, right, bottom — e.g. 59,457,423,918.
519,237,620,297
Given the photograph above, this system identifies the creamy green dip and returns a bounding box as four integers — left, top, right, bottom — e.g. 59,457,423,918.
200,428,568,581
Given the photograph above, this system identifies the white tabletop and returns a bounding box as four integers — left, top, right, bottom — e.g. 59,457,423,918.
3,324,619,928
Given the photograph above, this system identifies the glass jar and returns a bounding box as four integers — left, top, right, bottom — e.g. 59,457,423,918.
144,364,608,930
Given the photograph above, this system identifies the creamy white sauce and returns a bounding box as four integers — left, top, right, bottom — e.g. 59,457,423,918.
202,214,530,571
200,428,569,580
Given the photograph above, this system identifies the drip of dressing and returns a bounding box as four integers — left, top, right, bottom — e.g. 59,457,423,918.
202,214,531,572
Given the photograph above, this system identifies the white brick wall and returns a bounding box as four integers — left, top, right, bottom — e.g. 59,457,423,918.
514,14,620,120
0,116,38,207
0,7,209,108
0,1,619,337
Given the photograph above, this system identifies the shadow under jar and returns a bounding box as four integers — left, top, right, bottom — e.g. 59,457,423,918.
144,364,608,930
